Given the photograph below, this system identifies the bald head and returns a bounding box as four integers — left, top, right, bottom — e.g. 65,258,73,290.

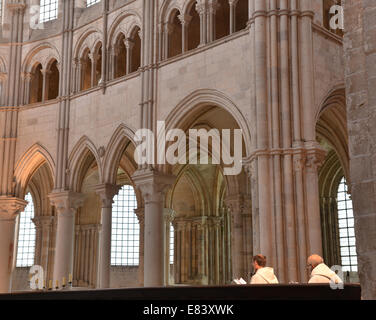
307,254,324,269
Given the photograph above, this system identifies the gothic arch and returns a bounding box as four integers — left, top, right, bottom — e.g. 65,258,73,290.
68,136,103,192
163,89,252,157
74,27,102,60
108,10,142,49
316,87,349,183
102,124,137,184
13,143,55,198
22,42,61,73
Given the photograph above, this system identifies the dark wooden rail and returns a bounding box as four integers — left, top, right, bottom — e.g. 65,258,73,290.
0,284,361,300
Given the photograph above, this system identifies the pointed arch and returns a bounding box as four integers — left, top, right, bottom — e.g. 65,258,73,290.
163,88,252,157
14,143,55,198
103,124,137,184
68,136,102,192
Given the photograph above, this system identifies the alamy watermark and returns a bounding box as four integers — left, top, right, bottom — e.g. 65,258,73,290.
329,5,344,31
133,121,243,176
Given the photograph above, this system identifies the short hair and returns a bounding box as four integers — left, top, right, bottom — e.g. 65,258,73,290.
253,254,267,267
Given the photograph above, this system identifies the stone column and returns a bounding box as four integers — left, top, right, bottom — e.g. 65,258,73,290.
125,38,135,75
41,69,51,102
94,183,120,289
0,198,27,293
229,0,239,34
32,216,54,276
196,0,208,46
89,53,99,87
132,169,175,287
109,46,117,80
225,195,244,280
179,14,192,53
305,149,326,256
22,72,32,105
207,0,219,42
71,58,78,94
135,207,145,286
164,208,175,285
48,191,85,288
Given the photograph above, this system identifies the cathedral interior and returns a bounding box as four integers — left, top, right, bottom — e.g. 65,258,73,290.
0,0,375,300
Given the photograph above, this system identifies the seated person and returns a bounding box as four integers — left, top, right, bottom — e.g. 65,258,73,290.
250,254,279,284
307,254,343,284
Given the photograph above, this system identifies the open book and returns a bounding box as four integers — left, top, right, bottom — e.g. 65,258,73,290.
233,278,247,285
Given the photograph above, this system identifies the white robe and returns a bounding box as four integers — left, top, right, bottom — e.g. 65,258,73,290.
308,263,343,284
250,267,279,284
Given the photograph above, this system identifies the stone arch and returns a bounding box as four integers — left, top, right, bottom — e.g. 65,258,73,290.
74,27,102,60
316,86,349,183
108,10,142,50
163,89,252,157
68,136,103,192
22,42,61,73
13,143,55,199
102,124,137,184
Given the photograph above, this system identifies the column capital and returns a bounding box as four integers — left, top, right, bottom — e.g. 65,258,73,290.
6,3,26,14
132,169,175,204
124,38,135,50
228,0,239,7
32,215,54,228
134,207,145,225
0,197,28,220
48,191,85,217
94,183,121,208
164,208,175,223
178,14,192,26
225,194,251,216
305,146,327,173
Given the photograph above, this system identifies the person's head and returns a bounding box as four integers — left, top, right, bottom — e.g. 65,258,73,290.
252,254,267,271
306,254,324,272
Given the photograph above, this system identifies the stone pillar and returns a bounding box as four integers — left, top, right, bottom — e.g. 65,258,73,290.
94,183,120,289
32,216,54,276
48,191,85,288
132,169,175,287
179,14,192,53
343,0,376,299
305,149,326,256
207,0,219,42
196,0,208,46
125,38,135,75
109,46,117,80
162,23,173,60
41,69,51,102
229,0,239,34
22,72,32,105
135,207,145,286
225,195,244,280
164,208,175,285
0,198,27,293
89,53,99,87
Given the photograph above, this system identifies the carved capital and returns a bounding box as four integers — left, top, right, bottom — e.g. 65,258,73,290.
134,207,145,225
132,169,175,205
94,183,121,208
178,14,192,26
164,208,175,224
305,147,327,173
0,197,28,221
48,191,85,217
32,215,54,229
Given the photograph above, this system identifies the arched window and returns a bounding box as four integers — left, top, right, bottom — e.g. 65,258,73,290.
40,0,58,23
170,223,174,265
16,193,36,267
337,177,357,272
111,185,139,266
87,0,101,7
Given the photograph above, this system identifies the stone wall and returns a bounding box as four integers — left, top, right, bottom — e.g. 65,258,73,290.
343,0,376,300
